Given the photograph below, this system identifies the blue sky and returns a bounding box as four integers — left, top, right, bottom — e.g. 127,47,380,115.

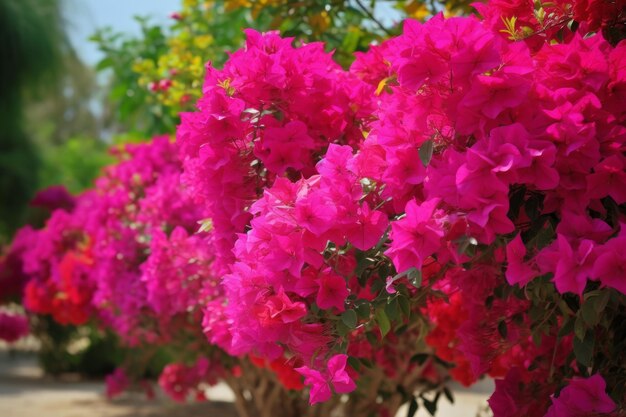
63,0,179,65
63,1,403,66
62,0,405,68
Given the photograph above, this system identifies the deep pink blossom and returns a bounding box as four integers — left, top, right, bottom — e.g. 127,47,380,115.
538,234,598,295
316,270,349,311
505,235,536,287
296,354,356,404
0,310,29,343
106,368,130,399
345,204,389,251
544,374,616,417
592,231,626,294
386,199,444,273
586,155,626,204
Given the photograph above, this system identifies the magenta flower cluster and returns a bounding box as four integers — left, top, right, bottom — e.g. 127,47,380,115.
3,0,625,414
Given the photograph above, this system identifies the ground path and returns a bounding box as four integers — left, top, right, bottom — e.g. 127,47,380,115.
0,350,492,417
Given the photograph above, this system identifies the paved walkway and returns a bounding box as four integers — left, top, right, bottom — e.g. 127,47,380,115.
0,350,237,417
402,380,493,417
0,350,492,417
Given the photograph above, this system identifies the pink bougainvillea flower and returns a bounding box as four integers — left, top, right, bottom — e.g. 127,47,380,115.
544,374,616,417
327,354,357,393
552,235,598,295
29,185,76,212
488,367,554,417
295,194,337,236
262,287,308,324
592,233,626,294
386,198,444,273
316,270,349,311
345,203,389,251
0,311,29,343
586,155,626,204
105,368,130,399
297,354,356,404
316,144,355,180
505,234,536,287
296,367,332,405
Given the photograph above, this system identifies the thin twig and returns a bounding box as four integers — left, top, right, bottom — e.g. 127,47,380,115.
354,0,393,36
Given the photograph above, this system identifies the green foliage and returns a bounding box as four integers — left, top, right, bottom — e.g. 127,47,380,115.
38,137,112,194
0,0,68,242
0,0,102,242
92,0,475,137
91,2,254,136
0,133,40,243
91,20,172,136
32,316,124,377
0,0,66,99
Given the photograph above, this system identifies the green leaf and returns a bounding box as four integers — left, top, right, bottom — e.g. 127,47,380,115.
557,298,574,316
278,17,297,33
341,310,358,329
529,221,555,250
557,317,574,338
595,290,611,313
455,235,478,255
360,357,374,368
419,140,434,167
423,398,437,416
371,277,384,293
398,294,411,318
341,27,362,54
524,194,544,220
375,308,391,339
95,57,114,70
574,316,586,340
378,263,390,282
355,300,371,319
336,320,349,337
385,298,400,321
354,250,372,277
374,226,390,252
347,356,361,372
433,355,454,368
443,387,454,404
507,186,526,219
498,320,508,339
310,303,320,315
583,32,596,39
395,324,408,335
581,298,601,327
410,353,429,365
407,398,419,417
365,331,377,347
387,267,421,290
408,268,423,288
573,332,594,368
582,290,611,328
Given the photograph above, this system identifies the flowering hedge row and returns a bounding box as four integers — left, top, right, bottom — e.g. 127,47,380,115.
2,0,626,416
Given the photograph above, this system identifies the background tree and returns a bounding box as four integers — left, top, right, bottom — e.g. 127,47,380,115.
0,0,65,242
93,0,475,137
0,0,107,242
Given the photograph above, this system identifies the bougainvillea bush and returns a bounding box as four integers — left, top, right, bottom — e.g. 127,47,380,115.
3,0,626,416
